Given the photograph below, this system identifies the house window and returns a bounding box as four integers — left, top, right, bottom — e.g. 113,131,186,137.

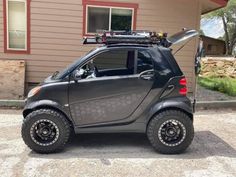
83,1,138,35
4,0,30,53
87,6,133,33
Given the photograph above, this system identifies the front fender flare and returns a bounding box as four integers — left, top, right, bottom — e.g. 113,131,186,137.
23,100,73,124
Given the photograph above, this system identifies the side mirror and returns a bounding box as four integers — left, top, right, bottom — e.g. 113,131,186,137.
73,69,85,81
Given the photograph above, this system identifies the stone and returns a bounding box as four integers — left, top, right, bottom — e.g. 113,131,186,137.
200,57,236,78
216,61,225,67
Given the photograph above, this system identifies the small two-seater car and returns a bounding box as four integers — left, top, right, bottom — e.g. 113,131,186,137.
21,29,200,154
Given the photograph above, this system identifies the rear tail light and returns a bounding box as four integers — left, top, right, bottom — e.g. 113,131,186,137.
179,77,188,96
179,87,188,95
179,78,187,85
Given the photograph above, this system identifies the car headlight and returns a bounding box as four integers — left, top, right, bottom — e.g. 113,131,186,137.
27,86,41,98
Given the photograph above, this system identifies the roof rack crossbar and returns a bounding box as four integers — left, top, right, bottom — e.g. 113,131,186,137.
83,30,171,47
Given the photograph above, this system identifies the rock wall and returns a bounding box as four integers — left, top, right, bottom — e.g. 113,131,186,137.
200,57,236,78
0,60,25,99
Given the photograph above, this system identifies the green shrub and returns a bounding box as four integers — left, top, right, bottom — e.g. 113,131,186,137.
198,77,236,96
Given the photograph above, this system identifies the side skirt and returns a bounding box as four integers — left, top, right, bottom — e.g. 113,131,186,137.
74,122,146,134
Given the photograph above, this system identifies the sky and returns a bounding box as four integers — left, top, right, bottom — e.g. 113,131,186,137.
200,18,225,38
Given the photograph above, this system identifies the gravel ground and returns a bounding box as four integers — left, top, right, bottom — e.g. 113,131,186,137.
0,109,236,177
196,85,236,101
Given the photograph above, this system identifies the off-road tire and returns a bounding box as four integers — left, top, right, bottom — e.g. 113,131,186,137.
21,109,71,153
147,110,194,154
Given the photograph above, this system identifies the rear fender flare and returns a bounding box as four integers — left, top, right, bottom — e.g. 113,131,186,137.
147,98,193,122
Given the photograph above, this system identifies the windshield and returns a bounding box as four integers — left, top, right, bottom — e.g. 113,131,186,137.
52,48,99,79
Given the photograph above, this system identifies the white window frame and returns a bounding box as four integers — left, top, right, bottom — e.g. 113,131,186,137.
6,0,27,51
86,5,134,35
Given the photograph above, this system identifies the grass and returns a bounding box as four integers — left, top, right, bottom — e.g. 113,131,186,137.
198,76,236,97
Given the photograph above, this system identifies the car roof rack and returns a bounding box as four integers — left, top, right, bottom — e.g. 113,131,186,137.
83,30,171,47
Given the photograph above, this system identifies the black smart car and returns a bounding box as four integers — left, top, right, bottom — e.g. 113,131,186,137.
22,29,200,154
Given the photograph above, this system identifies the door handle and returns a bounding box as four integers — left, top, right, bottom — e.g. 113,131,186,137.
139,70,154,80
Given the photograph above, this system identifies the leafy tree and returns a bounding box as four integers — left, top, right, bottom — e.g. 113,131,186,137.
218,36,224,40
203,0,236,55
199,29,205,36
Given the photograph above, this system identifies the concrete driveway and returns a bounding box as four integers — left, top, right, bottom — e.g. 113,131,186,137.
0,109,235,177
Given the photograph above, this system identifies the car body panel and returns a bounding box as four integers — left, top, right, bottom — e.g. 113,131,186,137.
69,75,153,126
73,96,192,134
23,81,74,124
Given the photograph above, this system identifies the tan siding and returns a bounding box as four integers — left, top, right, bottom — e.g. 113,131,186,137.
31,14,82,22
33,0,82,4
31,32,82,40
0,0,202,93
31,20,83,28
31,8,82,16
31,2,83,10
32,27,82,35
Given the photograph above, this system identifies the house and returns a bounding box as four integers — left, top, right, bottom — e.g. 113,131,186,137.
200,35,226,56
0,0,228,98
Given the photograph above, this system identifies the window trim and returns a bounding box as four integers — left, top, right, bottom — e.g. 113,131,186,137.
82,0,138,36
3,0,31,54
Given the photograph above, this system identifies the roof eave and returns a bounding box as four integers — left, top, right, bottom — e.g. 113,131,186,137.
202,0,228,14
210,0,228,6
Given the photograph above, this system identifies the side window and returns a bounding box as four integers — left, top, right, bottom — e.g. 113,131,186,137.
81,49,135,79
94,49,135,76
137,50,154,73
94,50,132,70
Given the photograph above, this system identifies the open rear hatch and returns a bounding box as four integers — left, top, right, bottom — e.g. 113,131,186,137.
167,29,199,46
168,29,202,113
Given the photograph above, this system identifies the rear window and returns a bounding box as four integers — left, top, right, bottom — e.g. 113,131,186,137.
157,47,183,76
148,47,173,76
137,50,154,73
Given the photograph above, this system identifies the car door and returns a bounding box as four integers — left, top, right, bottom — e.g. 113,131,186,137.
69,48,154,126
